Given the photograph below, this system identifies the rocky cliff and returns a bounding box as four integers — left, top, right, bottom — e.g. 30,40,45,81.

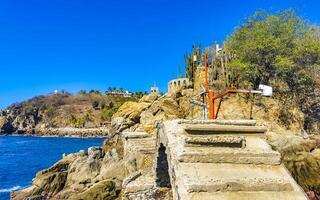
0,92,134,136
11,90,320,199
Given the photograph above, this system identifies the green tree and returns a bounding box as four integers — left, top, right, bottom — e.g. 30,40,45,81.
227,10,307,87
78,90,87,95
89,90,101,95
92,100,99,109
227,10,320,131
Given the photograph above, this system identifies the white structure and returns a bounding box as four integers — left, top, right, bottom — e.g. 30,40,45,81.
107,90,132,98
151,82,159,94
151,86,159,94
54,89,58,95
168,78,191,94
259,84,273,97
215,43,222,54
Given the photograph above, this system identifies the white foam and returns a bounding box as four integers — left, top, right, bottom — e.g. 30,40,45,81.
0,186,21,193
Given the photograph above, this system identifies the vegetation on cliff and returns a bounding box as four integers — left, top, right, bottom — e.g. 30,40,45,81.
226,10,320,133
0,89,143,134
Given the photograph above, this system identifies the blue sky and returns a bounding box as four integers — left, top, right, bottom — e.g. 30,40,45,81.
0,0,319,108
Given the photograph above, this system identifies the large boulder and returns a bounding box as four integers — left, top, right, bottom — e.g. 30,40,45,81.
149,96,184,119
139,93,159,103
111,93,186,134
0,116,15,134
112,101,151,126
66,156,101,187
27,153,79,198
267,132,320,193
72,180,121,200
12,146,125,200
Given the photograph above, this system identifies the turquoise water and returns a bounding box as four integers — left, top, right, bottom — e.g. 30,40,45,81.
0,136,105,200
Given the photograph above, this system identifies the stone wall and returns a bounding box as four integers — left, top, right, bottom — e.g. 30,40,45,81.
168,78,191,94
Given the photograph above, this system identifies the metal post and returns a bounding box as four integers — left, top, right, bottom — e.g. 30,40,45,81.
209,90,215,120
204,54,209,93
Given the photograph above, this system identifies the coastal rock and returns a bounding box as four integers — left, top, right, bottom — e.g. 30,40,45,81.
72,180,121,200
111,93,186,134
154,97,184,119
12,86,320,199
29,153,79,198
140,111,159,133
11,144,125,200
88,146,104,159
0,116,15,133
267,132,320,193
139,94,159,103
112,102,151,124
66,155,102,188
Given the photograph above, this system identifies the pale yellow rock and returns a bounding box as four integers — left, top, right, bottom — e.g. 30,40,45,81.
139,93,159,103
112,101,150,124
0,116,5,127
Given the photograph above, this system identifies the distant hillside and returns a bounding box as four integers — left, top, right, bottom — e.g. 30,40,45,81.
0,90,142,134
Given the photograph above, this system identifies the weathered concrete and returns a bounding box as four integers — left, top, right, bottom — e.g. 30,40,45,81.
179,119,257,126
184,135,246,148
184,124,267,135
122,132,156,175
155,119,308,200
122,132,162,199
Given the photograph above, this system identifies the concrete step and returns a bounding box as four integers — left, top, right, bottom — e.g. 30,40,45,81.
184,124,267,135
178,119,257,126
183,191,308,200
211,120,257,126
175,163,304,193
177,137,281,165
183,135,246,148
124,172,155,194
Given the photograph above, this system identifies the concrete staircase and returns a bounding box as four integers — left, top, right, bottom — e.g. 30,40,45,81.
156,120,308,200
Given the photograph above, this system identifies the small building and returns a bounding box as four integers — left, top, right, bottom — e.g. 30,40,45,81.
151,87,159,94
151,82,159,94
168,78,191,94
107,90,132,98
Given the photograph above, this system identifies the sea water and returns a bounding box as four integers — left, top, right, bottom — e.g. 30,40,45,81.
0,135,105,200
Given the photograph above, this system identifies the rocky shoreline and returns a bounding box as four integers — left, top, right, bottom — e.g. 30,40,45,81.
0,127,110,137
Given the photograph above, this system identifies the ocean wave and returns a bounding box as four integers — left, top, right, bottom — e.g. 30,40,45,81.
0,186,21,193
15,140,31,144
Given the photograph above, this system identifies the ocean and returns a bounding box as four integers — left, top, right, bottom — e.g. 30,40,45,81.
0,135,106,200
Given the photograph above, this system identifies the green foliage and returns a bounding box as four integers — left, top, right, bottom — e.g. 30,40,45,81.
184,44,202,82
227,9,310,87
100,107,118,121
67,114,86,128
227,9,320,131
132,91,144,100
92,100,99,109
44,107,55,119
89,90,101,95
78,90,87,95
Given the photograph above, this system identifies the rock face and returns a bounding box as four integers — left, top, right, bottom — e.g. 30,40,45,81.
110,93,189,135
11,146,123,200
10,91,320,200
0,116,15,134
267,132,320,193
0,93,133,135
0,105,40,134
